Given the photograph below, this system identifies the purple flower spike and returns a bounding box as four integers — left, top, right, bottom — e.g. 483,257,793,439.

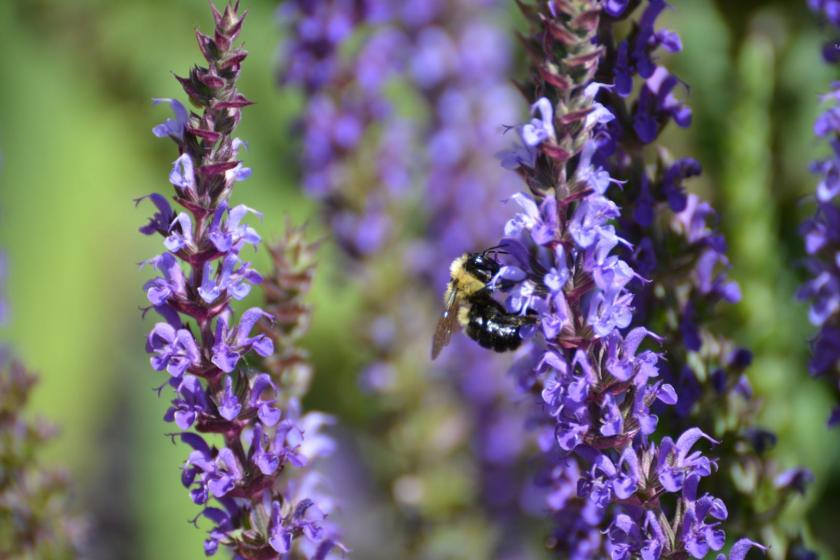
138,3,341,556
461,2,772,557
565,0,803,555
814,0,840,23
802,19,840,428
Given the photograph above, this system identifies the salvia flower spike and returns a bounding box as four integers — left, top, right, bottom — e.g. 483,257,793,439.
802,1,840,428
484,2,767,558
279,0,538,555
139,3,343,557
592,1,814,553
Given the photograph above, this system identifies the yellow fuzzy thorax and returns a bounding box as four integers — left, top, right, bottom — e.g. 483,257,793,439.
447,254,486,297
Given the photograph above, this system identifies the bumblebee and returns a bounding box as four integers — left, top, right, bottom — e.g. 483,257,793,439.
431,251,535,359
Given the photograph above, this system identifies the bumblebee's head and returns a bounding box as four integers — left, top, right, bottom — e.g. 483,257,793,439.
463,251,501,284
449,253,490,297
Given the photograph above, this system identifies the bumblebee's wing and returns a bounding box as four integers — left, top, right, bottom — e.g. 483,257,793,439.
431,292,461,360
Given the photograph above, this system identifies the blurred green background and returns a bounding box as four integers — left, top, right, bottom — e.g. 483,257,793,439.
0,0,838,557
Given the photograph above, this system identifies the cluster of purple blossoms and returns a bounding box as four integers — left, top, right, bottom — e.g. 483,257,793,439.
595,1,815,552
389,0,533,542
399,0,522,276
278,0,521,260
500,156,747,559
610,6,689,140
277,0,388,94
278,0,403,258
138,3,341,557
801,2,840,428
484,2,767,558
280,0,537,555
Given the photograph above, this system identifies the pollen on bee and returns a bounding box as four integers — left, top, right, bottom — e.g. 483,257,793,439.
457,305,470,328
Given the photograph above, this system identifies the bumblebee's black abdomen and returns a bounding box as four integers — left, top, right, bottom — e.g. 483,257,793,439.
464,295,529,353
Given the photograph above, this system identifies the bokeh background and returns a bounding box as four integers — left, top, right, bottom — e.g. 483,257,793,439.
0,0,838,557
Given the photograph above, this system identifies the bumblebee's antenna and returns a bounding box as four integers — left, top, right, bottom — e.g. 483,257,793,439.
483,244,509,256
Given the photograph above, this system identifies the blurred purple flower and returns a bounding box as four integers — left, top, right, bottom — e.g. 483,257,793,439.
800,48,840,425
